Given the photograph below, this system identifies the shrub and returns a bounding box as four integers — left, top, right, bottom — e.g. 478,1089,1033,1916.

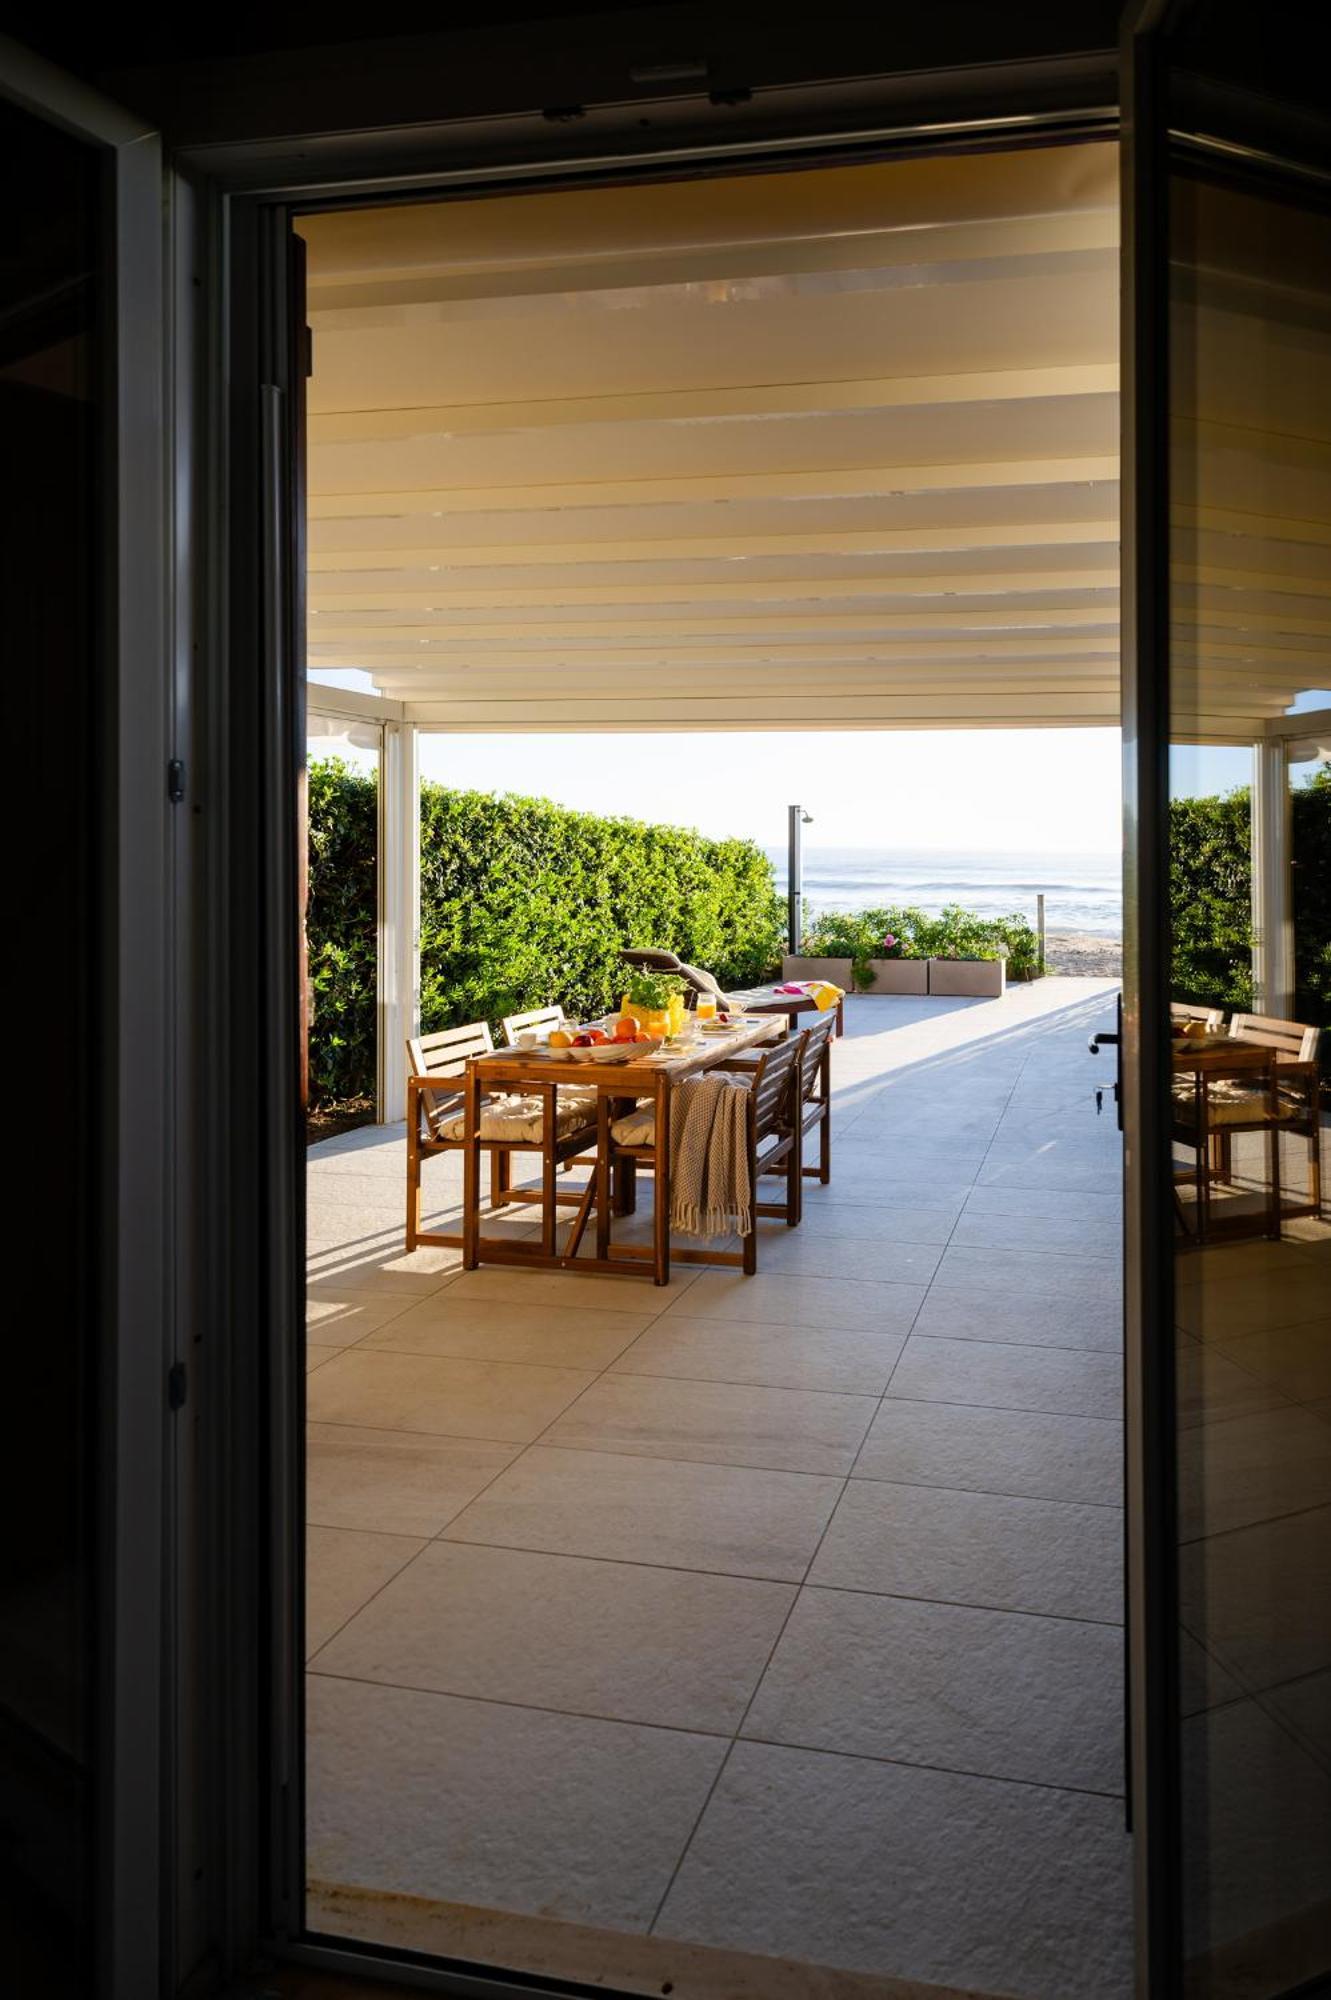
802,902,1040,985
305,757,378,1108
304,767,787,1107
1168,764,1330,1042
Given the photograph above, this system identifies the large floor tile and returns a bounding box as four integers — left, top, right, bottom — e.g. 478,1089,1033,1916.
307,1675,726,1933
887,1334,1122,1418
443,1265,700,1310
306,1349,597,1442
977,1151,1121,1197
854,1398,1122,1505
306,1425,518,1537
743,1587,1123,1793
1178,1405,1331,1542
658,1270,926,1334
306,1290,419,1347
788,1201,958,1245
1181,1699,1331,1961
911,1281,1123,1353
1177,1272,1329,1345
1265,1667,1331,1762
1181,1506,1331,1691
544,1373,877,1475
1174,1336,1290,1430
1213,1318,1331,1407
965,1183,1122,1224
951,1209,1123,1256
442,1445,842,1582
610,1312,909,1395
934,1243,1121,1305
359,1295,651,1370
748,1230,942,1286
313,1541,794,1733
655,1740,1133,1999
809,1479,1121,1622
306,1525,425,1655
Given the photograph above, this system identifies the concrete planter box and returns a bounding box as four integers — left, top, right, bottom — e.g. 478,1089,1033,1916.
864,957,929,994
782,955,852,987
927,957,1006,998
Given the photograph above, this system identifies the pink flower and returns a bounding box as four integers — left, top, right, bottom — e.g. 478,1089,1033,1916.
882,933,897,950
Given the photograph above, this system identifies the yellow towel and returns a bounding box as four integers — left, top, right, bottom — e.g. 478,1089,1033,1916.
805,980,844,1012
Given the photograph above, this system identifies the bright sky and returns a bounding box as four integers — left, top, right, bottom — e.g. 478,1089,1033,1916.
414,727,1123,853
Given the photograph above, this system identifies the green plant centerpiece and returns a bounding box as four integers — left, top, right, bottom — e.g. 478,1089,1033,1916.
622,969,686,1012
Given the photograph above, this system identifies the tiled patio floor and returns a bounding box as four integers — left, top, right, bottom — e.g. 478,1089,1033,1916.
304,979,1139,1998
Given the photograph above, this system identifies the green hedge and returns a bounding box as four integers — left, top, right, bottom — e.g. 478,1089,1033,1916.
802,903,1042,987
306,757,379,1108
1169,763,1330,1033
305,760,786,1107
418,785,785,1037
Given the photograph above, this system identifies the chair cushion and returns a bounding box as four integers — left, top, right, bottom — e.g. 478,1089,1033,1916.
611,1104,657,1146
439,1090,596,1142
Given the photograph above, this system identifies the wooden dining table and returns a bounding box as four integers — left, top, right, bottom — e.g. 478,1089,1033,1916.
459,1014,785,1284
1171,1033,1281,1243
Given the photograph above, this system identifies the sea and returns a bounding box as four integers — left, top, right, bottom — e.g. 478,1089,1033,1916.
766,846,1123,937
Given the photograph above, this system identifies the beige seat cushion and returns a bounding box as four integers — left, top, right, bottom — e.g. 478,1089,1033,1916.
611,1103,657,1146
439,1089,596,1142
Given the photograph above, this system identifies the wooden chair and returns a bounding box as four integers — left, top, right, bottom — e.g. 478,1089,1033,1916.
1171,1001,1225,1032
1218,1013,1324,1219
501,1003,567,1047
606,1030,807,1272
796,1009,835,1187
405,1023,598,1252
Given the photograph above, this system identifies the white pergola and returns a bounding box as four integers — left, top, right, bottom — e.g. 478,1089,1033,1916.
299,145,1330,1116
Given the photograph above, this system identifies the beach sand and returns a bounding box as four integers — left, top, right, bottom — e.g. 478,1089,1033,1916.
1044,930,1123,979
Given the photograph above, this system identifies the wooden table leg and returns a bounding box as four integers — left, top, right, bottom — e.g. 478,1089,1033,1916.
595,1091,611,1259
541,1080,557,1256
653,1073,671,1287
462,1069,480,1268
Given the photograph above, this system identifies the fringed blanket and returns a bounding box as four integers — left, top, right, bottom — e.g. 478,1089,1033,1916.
669,1072,752,1239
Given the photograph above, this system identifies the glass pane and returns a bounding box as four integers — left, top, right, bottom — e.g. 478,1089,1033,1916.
306,714,381,1140
0,93,101,1993
1168,163,1331,1995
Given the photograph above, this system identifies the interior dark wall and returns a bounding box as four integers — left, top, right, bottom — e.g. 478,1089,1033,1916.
0,94,100,2000
6,3,1121,147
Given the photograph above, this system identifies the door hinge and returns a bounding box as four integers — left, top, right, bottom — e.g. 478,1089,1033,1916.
167,758,186,804
167,1362,188,1411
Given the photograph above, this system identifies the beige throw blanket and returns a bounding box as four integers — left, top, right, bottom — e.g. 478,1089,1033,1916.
670,1073,752,1239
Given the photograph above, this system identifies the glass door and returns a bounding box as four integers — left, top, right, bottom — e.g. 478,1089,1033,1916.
1122,5,1331,1993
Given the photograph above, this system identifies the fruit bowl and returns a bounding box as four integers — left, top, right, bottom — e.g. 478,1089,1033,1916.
564,1037,662,1063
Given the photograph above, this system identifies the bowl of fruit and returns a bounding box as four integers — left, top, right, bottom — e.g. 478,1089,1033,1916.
547,1019,661,1062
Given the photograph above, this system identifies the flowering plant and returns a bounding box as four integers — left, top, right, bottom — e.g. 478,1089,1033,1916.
879,932,902,958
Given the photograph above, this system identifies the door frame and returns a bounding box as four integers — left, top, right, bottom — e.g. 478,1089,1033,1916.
0,38,174,2000
187,60,1141,2000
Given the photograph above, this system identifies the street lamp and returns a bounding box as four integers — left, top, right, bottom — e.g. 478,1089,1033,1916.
787,804,813,955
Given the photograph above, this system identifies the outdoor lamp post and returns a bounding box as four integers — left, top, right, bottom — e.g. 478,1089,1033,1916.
788,804,812,955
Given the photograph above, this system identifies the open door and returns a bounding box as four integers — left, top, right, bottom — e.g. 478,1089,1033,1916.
1122,4,1331,1994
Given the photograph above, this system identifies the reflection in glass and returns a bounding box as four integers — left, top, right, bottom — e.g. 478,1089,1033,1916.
1168,168,1331,1996
305,714,382,1138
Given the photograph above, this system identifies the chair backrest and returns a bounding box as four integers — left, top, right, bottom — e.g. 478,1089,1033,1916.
1228,1012,1320,1064
620,946,725,1003
501,1004,565,1046
799,1011,836,1098
1172,1001,1224,1031
750,1029,807,1141
407,1022,493,1132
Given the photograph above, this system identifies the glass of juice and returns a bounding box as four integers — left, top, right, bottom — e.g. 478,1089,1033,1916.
696,996,717,1022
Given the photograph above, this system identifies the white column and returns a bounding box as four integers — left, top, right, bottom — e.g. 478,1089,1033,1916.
1250,735,1292,1019
378,720,420,1122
